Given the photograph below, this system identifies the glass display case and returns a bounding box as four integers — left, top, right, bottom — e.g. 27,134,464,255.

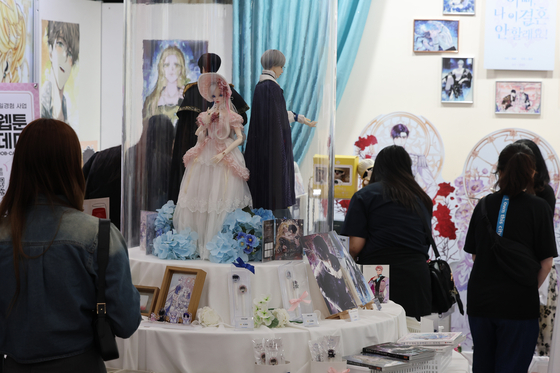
122,0,336,255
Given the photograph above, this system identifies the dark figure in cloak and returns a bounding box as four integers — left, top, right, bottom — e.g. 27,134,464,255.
168,53,249,203
244,49,316,217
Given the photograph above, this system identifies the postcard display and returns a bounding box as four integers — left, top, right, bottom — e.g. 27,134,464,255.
114,1,412,373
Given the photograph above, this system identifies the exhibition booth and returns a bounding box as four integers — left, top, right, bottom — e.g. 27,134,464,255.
2,0,560,372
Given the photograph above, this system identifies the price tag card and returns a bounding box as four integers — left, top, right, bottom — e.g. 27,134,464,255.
302,313,319,327
348,308,360,322
235,317,254,330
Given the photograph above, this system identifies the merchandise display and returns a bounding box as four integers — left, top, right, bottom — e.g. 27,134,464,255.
262,218,304,262
361,342,436,361
334,155,360,199
229,266,254,329
277,262,314,321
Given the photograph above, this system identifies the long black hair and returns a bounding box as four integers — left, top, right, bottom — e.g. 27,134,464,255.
496,143,536,196
372,145,433,214
514,139,550,192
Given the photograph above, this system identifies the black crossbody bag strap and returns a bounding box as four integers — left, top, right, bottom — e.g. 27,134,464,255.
97,219,111,312
416,205,441,259
479,196,497,239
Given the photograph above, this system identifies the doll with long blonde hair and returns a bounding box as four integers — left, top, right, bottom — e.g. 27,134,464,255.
142,45,188,122
173,73,252,259
0,0,26,82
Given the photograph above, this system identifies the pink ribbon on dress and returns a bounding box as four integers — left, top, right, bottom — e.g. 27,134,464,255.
327,368,349,373
288,291,311,312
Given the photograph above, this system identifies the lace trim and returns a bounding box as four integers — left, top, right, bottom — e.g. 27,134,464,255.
177,195,253,214
183,139,250,181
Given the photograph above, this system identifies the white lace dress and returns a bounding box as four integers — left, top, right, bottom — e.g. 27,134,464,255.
173,109,252,259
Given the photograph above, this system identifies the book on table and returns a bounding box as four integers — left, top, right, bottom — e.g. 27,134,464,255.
344,353,412,371
362,342,436,361
397,332,464,346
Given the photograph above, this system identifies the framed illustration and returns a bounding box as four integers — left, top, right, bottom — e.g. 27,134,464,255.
362,264,390,304
135,285,160,317
155,266,207,321
441,57,473,104
495,81,542,115
302,233,358,317
329,232,374,307
413,20,459,53
262,219,304,262
443,0,475,16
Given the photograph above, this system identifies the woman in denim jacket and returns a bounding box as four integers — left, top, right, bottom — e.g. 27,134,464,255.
0,119,141,372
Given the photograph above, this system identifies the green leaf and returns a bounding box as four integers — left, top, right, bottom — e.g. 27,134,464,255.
270,318,279,328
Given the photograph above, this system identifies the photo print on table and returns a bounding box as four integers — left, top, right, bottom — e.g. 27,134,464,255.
302,233,357,316
362,264,390,304
328,232,374,307
495,81,542,115
134,285,160,317
443,0,475,15
262,219,304,262
441,57,473,103
413,20,459,53
155,266,206,321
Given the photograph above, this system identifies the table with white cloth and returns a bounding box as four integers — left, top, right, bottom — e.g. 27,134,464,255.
106,306,409,373
109,248,411,373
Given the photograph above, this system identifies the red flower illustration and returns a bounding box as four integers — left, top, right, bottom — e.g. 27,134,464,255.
433,203,457,240
436,182,455,198
354,135,378,151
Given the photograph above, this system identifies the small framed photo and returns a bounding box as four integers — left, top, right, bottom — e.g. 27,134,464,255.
135,285,160,317
443,0,475,16
495,81,542,115
155,266,207,321
413,20,459,53
441,57,473,103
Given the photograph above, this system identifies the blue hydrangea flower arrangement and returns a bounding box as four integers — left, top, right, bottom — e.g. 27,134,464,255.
155,200,175,236
153,227,199,260
207,207,274,263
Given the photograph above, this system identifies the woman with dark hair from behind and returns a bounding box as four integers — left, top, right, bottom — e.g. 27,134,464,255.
342,145,433,319
1,119,141,372
464,143,557,373
514,138,555,210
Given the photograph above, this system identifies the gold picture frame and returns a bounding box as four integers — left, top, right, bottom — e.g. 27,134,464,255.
135,285,160,317
155,266,207,321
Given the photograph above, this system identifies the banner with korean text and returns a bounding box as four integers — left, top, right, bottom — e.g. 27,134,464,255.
484,0,557,70
0,83,40,200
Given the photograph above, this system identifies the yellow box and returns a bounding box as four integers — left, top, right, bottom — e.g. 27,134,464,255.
334,155,359,199
312,155,359,199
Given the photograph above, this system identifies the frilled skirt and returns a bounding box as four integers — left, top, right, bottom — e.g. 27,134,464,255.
173,137,252,259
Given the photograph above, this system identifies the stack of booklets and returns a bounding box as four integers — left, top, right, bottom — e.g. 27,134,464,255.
343,353,413,372
397,332,465,347
344,342,436,371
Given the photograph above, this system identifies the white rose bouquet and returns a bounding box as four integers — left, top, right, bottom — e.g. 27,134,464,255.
197,306,222,327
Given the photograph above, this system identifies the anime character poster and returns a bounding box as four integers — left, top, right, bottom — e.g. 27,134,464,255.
302,233,357,315
1,0,33,83
441,58,473,103
40,20,80,130
363,264,390,304
413,20,459,52
495,81,541,115
142,39,207,124
443,0,475,15
164,273,196,319
274,219,304,260
329,232,374,306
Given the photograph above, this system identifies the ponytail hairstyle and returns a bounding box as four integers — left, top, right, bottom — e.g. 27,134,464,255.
372,145,433,214
514,139,550,193
495,143,536,196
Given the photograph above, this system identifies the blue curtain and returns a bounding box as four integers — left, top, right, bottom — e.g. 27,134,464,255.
233,0,371,164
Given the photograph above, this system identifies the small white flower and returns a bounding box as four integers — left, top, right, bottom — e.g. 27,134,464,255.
197,306,222,327
272,308,290,328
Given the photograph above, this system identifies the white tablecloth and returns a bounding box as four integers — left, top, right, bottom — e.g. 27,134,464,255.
106,305,408,373
129,247,337,322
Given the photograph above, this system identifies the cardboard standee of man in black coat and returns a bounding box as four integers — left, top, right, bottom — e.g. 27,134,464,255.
244,49,316,217
168,53,249,203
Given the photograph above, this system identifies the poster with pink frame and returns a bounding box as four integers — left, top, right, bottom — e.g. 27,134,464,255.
495,81,542,115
